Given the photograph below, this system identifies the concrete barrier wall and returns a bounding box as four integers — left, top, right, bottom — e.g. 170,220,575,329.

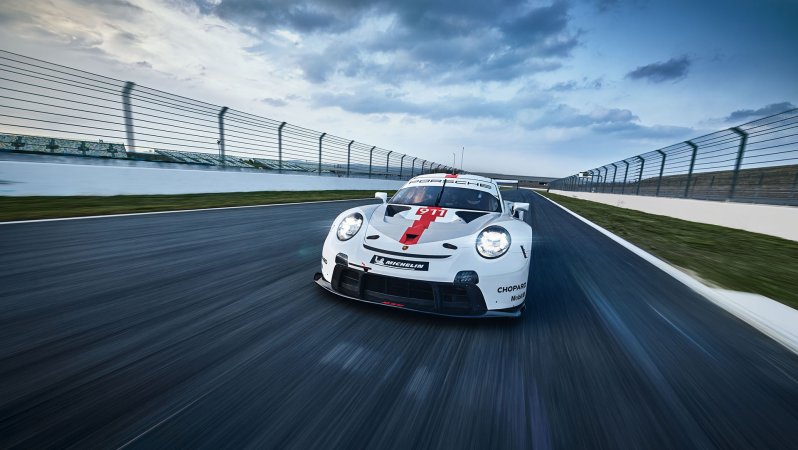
548,190,798,242
0,154,406,196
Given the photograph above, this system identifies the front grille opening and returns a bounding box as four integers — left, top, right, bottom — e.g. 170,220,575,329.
339,268,360,295
364,274,434,302
331,266,487,315
439,285,472,309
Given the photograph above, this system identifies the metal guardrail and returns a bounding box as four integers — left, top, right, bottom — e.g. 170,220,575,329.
0,49,456,179
549,109,798,206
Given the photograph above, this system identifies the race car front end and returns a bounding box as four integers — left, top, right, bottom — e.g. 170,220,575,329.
315,190,531,318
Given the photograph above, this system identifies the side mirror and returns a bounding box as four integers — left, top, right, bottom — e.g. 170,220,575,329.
513,202,529,212
375,192,388,203
512,202,529,220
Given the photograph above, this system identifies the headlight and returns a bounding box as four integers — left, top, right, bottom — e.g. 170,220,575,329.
476,226,511,258
336,213,363,241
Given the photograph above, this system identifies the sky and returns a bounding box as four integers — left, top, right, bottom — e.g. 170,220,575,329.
1,0,796,177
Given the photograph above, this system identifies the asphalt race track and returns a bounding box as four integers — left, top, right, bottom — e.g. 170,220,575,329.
1,190,797,449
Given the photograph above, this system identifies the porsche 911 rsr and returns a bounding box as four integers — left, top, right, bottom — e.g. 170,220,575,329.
314,173,532,317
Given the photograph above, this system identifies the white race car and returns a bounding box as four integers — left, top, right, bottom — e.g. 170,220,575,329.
314,173,532,317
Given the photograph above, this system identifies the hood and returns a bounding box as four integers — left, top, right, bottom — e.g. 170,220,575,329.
365,204,498,246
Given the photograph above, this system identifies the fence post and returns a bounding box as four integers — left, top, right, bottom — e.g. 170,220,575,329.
636,156,645,195
685,141,698,198
346,140,353,177
411,157,417,177
278,122,286,173
595,169,601,191
729,127,748,200
369,146,375,178
601,166,608,192
318,132,326,176
386,151,392,179
399,155,405,179
217,106,228,165
621,160,630,194
122,82,135,152
610,163,617,193
655,150,666,196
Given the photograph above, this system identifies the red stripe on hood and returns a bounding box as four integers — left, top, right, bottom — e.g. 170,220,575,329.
399,207,447,245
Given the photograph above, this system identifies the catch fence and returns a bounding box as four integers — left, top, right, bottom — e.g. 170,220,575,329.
0,49,454,179
549,108,798,206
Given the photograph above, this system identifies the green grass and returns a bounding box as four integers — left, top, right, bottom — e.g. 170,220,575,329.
0,190,395,222
538,191,798,309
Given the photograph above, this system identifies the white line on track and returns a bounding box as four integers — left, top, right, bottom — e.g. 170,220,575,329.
535,191,798,355
0,197,374,225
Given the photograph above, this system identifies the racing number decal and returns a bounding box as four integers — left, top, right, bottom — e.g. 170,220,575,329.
400,207,447,245
416,207,447,217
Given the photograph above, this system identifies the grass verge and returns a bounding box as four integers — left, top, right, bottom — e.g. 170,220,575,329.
538,191,798,309
0,190,394,222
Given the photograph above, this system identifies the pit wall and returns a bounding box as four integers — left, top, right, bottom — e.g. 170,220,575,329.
0,154,406,196
547,189,798,242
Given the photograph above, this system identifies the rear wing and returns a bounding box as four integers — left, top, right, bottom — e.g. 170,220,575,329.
494,179,519,190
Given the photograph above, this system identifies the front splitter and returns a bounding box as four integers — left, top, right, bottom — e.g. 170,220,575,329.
314,273,522,318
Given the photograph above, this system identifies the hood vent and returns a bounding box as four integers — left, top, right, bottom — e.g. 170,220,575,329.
455,211,488,223
386,204,411,217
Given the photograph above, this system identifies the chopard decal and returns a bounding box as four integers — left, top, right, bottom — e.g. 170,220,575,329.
497,282,526,293
370,255,429,271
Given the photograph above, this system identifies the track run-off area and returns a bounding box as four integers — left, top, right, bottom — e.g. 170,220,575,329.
1,189,797,448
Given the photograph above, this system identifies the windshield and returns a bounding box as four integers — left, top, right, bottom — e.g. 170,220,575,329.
390,185,501,212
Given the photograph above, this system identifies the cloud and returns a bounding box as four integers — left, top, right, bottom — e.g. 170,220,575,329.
594,0,619,12
594,122,693,139
212,0,362,34
626,56,691,83
260,97,288,107
529,104,638,129
724,101,796,123
546,77,603,91
526,104,693,140
312,88,549,121
199,0,580,84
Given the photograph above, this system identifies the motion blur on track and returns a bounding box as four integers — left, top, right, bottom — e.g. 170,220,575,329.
0,189,797,448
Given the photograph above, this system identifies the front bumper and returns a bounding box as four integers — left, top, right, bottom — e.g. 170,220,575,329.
315,265,523,318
